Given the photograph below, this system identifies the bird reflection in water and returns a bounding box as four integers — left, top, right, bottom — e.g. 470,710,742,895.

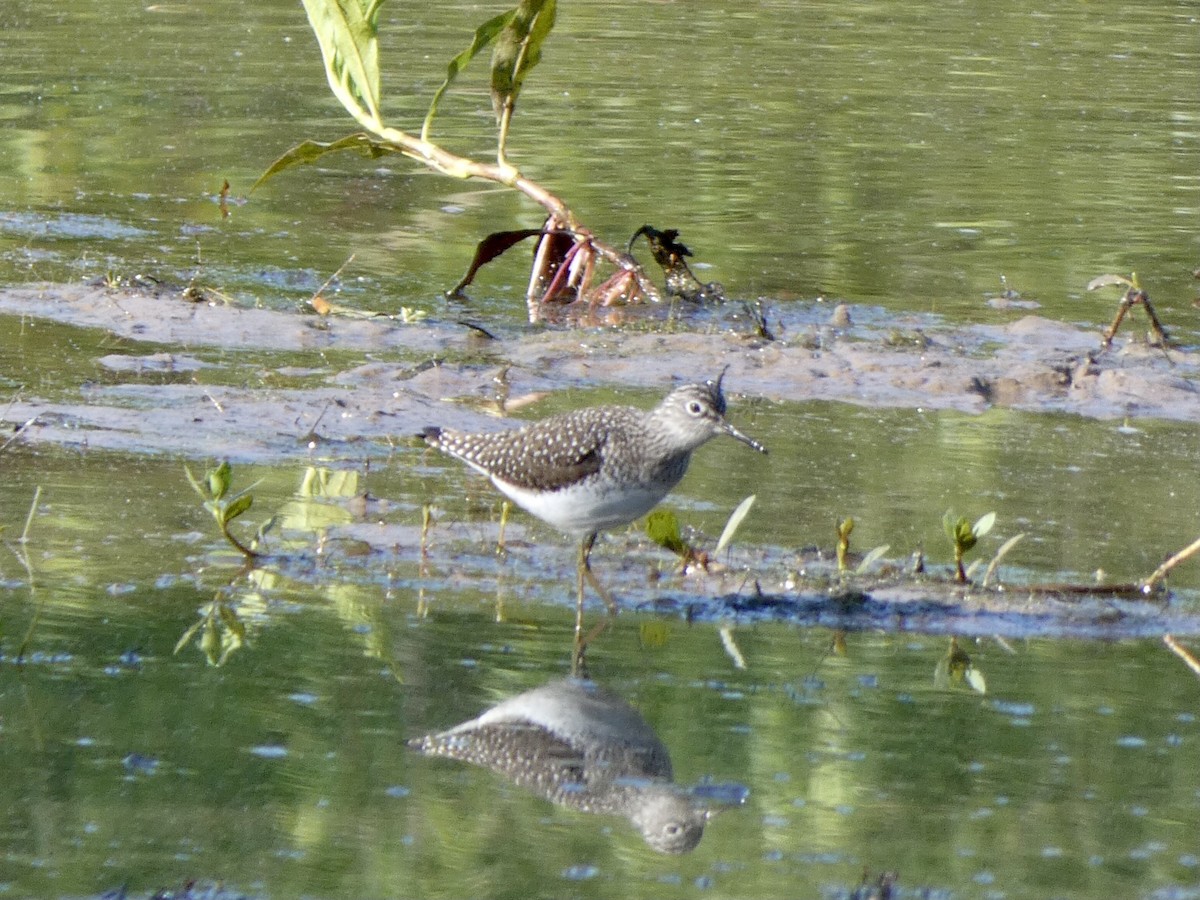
408,678,746,853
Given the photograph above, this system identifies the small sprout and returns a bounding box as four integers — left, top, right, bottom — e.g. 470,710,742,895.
644,508,717,573
645,509,689,558
943,510,995,584
835,517,854,572
830,629,848,656
185,461,262,559
910,548,926,575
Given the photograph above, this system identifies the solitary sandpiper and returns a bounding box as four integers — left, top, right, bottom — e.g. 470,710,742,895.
421,370,767,622
408,677,722,853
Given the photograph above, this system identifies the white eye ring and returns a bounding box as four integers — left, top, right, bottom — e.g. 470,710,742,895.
686,400,704,415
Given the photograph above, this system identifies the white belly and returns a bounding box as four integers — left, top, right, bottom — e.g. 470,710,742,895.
493,476,675,537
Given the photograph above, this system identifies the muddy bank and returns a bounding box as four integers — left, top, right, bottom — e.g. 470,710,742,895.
2,282,1198,461
6,281,1200,636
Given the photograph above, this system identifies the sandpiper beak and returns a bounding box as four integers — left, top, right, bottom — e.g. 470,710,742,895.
724,422,768,455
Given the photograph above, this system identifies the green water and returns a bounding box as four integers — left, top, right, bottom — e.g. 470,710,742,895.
3,1,1200,897
1,411,1200,897
1,1,1196,325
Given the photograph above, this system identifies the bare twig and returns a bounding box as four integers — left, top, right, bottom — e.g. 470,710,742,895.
1163,634,1200,679
20,485,42,544
1142,534,1200,592
308,253,356,311
1,415,38,454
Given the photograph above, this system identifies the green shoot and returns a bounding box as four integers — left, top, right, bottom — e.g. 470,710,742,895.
981,532,1027,588
835,517,854,571
185,461,262,559
943,510,995,583
645,509,689,558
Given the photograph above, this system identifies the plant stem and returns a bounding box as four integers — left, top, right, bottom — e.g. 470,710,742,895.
220,520,259,560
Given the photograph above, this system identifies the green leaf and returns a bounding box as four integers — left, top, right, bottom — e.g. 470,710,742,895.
223,492,254,523
207,461,232,502
217,603,244,636
942,510,958,543
645,509,687,556
855,544,891,575
174,618,204,655
957,520,977,551
715,495,756,555
422,9,516,141
201,616,221,665
300,0,384,123
253,133,402,192
972,512,996,540
184,464,207,500
490,0,557,124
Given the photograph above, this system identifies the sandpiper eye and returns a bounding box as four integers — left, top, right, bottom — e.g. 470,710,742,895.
686,400,704,416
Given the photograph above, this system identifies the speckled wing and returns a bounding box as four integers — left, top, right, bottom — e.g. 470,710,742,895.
407,719,669,811
407,721,587,785
423,407,633,493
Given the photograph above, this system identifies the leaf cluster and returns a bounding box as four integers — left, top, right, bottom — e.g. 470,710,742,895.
185,461,261,559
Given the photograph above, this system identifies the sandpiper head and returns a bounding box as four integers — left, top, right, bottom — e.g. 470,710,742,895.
631,790,711,854
659,371,767,455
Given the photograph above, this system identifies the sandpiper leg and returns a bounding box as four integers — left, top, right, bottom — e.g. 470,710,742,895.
572,533,617,673
580,532,619,616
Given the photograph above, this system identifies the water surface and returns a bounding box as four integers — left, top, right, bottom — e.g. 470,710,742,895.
0,0,1196,325
2,2,1200,897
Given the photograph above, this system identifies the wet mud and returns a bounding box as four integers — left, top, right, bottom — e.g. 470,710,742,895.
5,282,1200,637
3,282,1198,461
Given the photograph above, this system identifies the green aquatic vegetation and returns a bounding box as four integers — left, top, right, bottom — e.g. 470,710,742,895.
832,516,889,576
185,461,261,559
715,494,756,555
980,531,1027,588
943,510,995,584
645,495,757,572
645,509,691,562
256,0,664,316
835,517,853,572
6,486,43,662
